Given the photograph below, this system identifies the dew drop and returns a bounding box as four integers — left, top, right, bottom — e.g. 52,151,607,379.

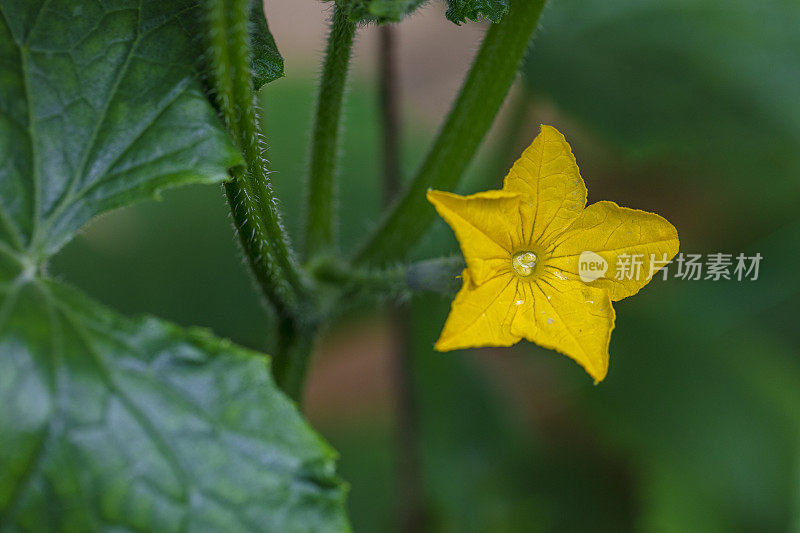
546,318,554,325
512,251,538,277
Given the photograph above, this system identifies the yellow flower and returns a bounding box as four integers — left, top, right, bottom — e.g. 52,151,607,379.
427,125,679,382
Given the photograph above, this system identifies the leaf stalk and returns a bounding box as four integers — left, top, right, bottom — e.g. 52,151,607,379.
203,0,307,320
304,5,357,258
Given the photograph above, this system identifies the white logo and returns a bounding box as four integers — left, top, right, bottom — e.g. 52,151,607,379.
578,251,608,282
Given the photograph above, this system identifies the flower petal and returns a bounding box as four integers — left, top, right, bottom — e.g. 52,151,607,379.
502,125,587,246
435,269,520,351
547,201,679,301
427,189,522,284
512,278,615,382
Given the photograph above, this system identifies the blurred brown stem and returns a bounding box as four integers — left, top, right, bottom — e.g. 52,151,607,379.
380,26,401,206
378,24,427,532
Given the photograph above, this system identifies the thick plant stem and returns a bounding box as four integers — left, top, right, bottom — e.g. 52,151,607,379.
304,6,356,258
204,0,307,320
354,0,546,265
272,316,315,404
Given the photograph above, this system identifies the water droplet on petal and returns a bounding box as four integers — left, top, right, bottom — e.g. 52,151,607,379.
512,251,537,277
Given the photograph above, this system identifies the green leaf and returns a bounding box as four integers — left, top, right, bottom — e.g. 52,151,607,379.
364,0,427,22
335,0,428,24
333,0,509,24
445,0,509,24
249,0,284,89
0,1,349,530
0,0,242,261
0,254,349,531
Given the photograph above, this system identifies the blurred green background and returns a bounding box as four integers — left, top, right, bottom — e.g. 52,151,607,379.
49,0,800,531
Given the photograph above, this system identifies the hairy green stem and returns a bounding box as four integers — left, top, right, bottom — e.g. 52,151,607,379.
354,0,546,265
314,259,407,298
203,0,306,319
314,256,464,299
204,0,316,401
304,6,356,258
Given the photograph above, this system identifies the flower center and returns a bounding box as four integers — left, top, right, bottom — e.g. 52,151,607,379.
512,251,537,277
